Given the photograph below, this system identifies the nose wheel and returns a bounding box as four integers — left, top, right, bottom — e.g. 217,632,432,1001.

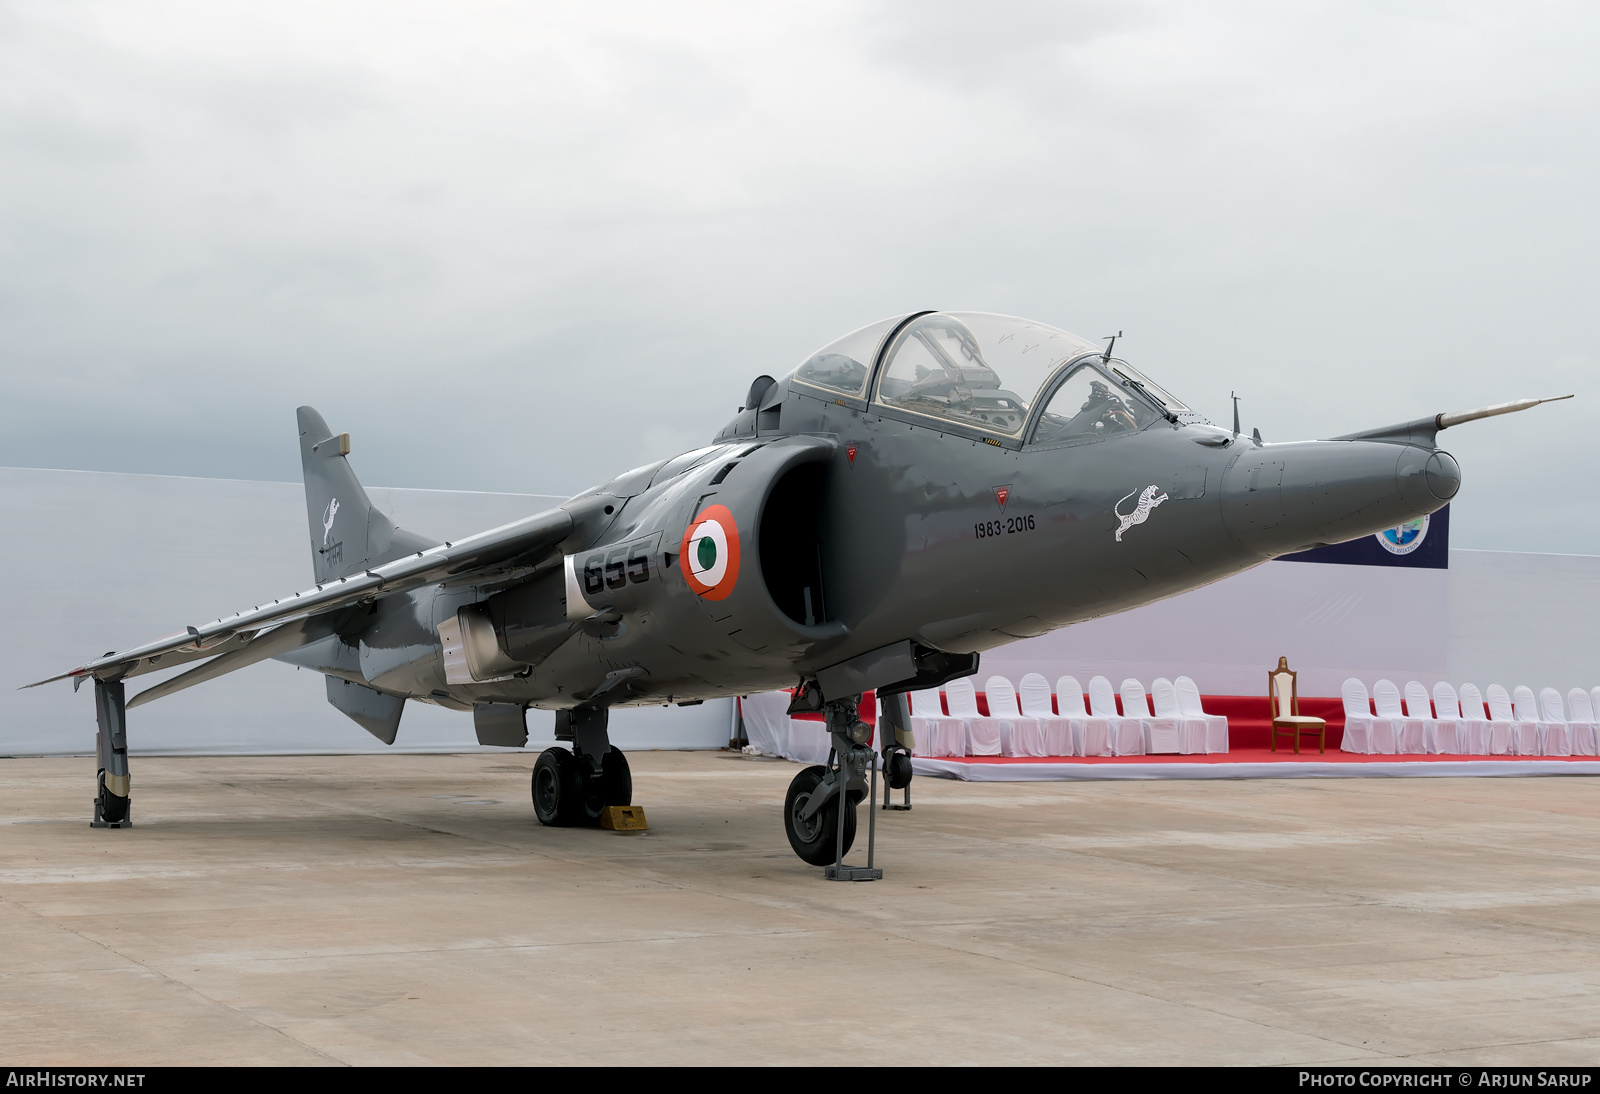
784,765,862,865
780,694,883,879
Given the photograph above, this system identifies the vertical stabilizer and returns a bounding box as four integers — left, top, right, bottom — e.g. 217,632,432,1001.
297,406,433,584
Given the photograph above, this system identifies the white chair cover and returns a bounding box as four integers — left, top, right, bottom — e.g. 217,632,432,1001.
1430,682,1463,755
1537,688,1573,757
1371,680,1411,754
1568,688,1600,757
987,676,1047,757
945,677,1000,756
1019,673,1077,756
1512,686,1554,755
908,687,967,758
1340,678,1376,754
1153,678,1209,754
1123,678,1179,753
1059,676,1109,757
1485,685,1518,755
1090,675,1145,755
1404,680,1449,754
1175,676,1228,753
1456,684,1490,755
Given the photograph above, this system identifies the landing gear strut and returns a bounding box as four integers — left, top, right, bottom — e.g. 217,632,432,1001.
782,694,881,880
92,678,131,829
532,704,630,827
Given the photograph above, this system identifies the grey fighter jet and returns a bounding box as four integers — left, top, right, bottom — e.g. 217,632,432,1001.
28,311,1570,872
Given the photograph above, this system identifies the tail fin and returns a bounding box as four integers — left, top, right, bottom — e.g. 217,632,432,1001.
297,406,433,584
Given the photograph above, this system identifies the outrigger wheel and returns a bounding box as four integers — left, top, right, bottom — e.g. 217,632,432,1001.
531,747,631,828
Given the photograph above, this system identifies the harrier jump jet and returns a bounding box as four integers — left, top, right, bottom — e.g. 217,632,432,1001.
27,311,1568,872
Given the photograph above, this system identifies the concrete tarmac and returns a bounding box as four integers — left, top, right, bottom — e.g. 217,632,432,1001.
3,751,1600,1066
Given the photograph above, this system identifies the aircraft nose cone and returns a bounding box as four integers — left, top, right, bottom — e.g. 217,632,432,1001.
1425,450,1461,500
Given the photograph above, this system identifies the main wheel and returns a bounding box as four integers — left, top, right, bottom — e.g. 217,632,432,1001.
784,765,858,866
598,749,632,807
531,748,584,827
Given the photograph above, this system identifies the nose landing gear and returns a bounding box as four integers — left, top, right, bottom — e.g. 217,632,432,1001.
781,694,883,880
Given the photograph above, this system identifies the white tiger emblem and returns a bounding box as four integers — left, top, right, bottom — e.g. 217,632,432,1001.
1113,485,1167,542
323,497,340,547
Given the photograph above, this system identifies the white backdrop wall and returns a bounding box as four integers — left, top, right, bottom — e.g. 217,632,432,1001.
3,467,1595,756
1,467,734,756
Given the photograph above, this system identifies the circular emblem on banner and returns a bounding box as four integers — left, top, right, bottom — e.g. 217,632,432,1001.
1375,515,1429,556
680,504,740,600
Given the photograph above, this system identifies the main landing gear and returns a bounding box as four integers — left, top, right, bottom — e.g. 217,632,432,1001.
532,704,632,827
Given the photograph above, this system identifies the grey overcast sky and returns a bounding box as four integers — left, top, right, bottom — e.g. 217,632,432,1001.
1,1,1595,551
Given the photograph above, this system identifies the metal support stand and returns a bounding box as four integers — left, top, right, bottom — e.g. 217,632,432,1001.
91,678,132,829
823,699,882,882
882,768,911,811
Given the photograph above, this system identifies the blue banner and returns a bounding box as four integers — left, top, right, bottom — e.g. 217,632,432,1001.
1278,504,1449,569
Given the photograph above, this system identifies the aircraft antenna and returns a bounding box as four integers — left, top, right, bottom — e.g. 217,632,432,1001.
1101,331,1122,362
1231,392,1241,437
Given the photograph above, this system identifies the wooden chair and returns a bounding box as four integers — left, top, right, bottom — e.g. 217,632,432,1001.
1269,656,1326,754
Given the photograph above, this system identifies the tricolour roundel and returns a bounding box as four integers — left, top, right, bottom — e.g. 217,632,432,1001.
680,504,740,600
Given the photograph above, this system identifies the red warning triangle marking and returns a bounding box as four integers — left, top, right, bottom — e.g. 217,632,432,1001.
846,444,858,466
994,485,1011,511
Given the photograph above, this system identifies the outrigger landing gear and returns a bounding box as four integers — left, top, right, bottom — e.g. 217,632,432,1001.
878,690,915,812
532,704,631,827
783,694,882,880
91,678,131,829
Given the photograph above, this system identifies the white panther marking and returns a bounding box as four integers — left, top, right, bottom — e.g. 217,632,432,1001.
323,497,340,547
1113,485,1168,542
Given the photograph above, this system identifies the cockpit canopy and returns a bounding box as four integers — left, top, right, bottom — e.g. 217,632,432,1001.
788,311,1192,442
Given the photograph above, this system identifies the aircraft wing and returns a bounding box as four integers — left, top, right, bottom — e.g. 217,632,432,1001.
24,505,576,690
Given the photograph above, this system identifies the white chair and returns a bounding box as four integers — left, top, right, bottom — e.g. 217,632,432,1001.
1019,673,1077,756
1567,689,1599,757
987,676,1047,758
1537,688,1573,756
945,677,1000,756
1058,676,1109,757
1153,678,1208,754
1372,679,1415,754
1484,685,1520,755
908,688,967,758
1340,679,1376,754
1512,686,1556,755
1404,681,1447,754
1430,682,1463,755
1175,676,1228,753
1123,679,1179,753
1457,684,1491,755
1089,675,1145,756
